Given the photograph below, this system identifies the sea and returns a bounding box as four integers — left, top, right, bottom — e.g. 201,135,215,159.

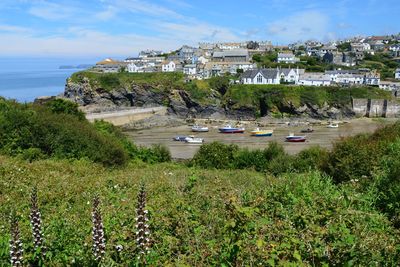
0,57,98,102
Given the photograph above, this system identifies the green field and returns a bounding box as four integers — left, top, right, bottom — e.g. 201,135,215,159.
1,98,400,265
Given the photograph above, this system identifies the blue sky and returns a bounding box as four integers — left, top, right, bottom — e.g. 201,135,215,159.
0,0,399,57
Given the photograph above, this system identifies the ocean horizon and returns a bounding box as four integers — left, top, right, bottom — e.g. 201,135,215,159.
0,57,99,102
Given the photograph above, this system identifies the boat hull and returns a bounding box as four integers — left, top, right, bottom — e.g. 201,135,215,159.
192,126,209,132
219,128,245,133
286,138,306,142
251,132,273,137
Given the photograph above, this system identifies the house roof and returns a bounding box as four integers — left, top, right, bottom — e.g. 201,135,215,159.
396,68,400,72
96,58,120,65
241,69,278,80
299,73,331,81
213,49,248,58
278,53,294,58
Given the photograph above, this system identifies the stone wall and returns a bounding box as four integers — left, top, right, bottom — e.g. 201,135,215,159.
352,98,400,118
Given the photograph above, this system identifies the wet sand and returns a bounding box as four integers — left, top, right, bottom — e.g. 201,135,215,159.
124,119,392,159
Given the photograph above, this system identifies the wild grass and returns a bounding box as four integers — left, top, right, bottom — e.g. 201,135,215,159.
0,156,398,265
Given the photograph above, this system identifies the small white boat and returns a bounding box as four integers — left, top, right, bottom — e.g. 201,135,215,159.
191,125,209,132
185,135,204,144
327,123,339,128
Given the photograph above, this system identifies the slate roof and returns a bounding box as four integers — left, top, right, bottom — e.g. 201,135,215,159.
213,49,249,58
241,69,278,80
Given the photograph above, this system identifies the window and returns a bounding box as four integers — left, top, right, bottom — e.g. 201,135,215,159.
256,74,263,83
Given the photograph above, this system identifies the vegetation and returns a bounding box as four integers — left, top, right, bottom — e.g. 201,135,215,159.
0,155,399,265
0,98,170,166
224,84,393,115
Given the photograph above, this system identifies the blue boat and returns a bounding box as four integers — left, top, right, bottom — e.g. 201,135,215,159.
218,125,245,133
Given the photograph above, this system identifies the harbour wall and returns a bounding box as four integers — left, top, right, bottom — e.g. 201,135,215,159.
352,98,400,118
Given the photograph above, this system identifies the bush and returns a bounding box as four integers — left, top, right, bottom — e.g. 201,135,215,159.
0,99,128,166
191,142,238,169
293,146,329,172
44,98,85,120
323,122,400,183
93,120,171,164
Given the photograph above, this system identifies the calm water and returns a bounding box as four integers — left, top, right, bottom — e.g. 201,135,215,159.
125,119,388,159
0,57,96,102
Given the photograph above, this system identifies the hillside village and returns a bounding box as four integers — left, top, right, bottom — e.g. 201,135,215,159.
91,34,400,95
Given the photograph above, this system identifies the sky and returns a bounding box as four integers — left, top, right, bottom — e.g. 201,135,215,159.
0,0,399,58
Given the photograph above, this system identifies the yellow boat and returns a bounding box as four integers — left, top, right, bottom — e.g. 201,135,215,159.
250,128,273,137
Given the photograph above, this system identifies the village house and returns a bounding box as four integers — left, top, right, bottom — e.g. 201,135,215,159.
379,81,400,91
364,72,381,86
351,43,371,52
183,64,197,75
177,45,197,61
202,62,256,78
212,49,249,62
389,44,400,57
92,58,126,73
138,50,163,58
240,68,304,85
241,69,280,85
161,60,182,72
216,42,247,50
298,73,332,86
277,52,300,64
396,68,400,79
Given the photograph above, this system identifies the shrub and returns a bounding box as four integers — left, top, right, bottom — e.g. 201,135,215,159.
192,142,238,169
293,146,329,172
43,98,85,120
0,99,128,166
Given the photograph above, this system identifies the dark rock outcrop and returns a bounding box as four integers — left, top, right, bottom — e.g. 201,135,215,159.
63,77,353,120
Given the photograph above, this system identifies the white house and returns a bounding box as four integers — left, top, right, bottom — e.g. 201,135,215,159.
197,56,209,64
379,81,400,91
277,52,300,64
279,68,304,83
127,63,143,73
241,69,280,85
364,73,380,86
298,73,332,86
241,68,304,85
396,68,400,79
183,64,197,75
325,70,364,85
162,60,181,72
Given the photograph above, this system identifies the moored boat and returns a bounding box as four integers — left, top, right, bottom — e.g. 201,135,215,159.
173,136,189,141
218,125,245,133
300,128,314,133
191,125,209,132
327,123,339,128
286,133,306,142
250,128,273,137
185,135,204,144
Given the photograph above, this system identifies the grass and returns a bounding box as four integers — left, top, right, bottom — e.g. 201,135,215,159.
224,84,394,111
0,155,399,265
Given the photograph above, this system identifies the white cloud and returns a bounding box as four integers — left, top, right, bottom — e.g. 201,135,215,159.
28,2,80,20
0,30,183,57
95,5,118,21
267,10,330,43
105,0,184,19
157,21,240,43
0,24,32,33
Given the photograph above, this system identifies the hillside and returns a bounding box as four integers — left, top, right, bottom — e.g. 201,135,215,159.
64,71,395,120
0,156,399,266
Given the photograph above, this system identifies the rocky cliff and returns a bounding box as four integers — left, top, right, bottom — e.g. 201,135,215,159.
63,73,362,121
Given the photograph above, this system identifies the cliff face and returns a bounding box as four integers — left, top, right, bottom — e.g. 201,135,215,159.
63,75,354,120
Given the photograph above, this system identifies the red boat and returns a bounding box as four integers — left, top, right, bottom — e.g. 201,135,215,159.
285,134,306,142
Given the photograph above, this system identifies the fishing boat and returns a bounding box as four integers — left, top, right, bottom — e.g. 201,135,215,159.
185,135,204,144
285,133,306,142
300,128,314,133
250,128,273,137
173,136,189,142
191,125,209,132
218,125,245,133
327,123,339,128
